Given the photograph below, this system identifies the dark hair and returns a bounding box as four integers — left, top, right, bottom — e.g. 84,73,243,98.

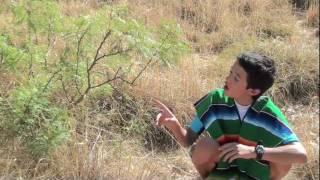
237,52,276,99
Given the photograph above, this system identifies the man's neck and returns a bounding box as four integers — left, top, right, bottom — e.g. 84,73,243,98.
234,96,254,106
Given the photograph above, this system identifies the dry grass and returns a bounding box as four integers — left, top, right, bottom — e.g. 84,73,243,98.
282,105,319,180
58,0,101,16
133,54,229,125
0,118,197,179
125,0,296,53
306,4,319,27
50,131,196,179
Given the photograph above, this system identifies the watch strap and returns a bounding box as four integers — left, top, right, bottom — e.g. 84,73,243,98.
255,140,264,160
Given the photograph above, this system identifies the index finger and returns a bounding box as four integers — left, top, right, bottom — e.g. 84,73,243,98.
152,98,171,112
219,142,237,151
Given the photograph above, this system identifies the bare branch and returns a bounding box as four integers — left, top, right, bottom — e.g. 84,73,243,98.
77,31,132,105
22,66,61,115
0,50,3,64
88,30,112,72
85,30,112,97
95,48,131,62
28,54,34,79
73,67,121,105
130,59,153,84
115,30,171,85
42,68,62,93
91,67,121,89
117,58,154,86
75,28,89,95
44,21,56,67
86,56,91,91
59,75,72,103
76,28,89,68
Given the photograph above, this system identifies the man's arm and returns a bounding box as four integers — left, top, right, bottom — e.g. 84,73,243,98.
154,100,198,147
262,142,307,164
219,142,307,164
161,119,189,147
160,121,198,148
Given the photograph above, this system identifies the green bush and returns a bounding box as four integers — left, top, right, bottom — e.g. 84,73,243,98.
0,0,189,158
0,83,69,157
0,35,28,71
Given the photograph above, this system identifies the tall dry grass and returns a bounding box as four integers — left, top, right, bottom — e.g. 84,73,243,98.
125,0,296,52
133,54,228,125
0,99,197,179
306,4,319,27
282,105,319,179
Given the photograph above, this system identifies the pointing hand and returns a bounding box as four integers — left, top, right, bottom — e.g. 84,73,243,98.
153,99,178,128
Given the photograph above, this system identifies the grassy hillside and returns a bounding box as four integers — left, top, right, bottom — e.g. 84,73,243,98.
0,0,318,179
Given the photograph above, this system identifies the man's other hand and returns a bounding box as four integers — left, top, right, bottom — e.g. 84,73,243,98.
218,143,255,163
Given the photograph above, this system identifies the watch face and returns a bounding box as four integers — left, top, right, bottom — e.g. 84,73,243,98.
255,145,264,160
256,146,264,153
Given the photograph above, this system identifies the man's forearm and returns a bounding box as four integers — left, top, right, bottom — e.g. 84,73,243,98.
262,143,307,164
165,121,190,147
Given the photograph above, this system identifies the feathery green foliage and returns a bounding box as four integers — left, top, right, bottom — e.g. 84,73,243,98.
0,0,188,158
0,83,69,157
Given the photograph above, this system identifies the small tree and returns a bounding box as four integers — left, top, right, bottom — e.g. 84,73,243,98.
0,1,189,157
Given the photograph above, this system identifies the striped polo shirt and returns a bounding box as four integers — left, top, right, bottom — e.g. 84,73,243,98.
190,88,298,180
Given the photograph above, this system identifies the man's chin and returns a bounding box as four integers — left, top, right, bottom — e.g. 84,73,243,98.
224,89,230,96
224,90,233,98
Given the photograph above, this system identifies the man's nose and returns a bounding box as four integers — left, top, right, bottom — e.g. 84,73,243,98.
225,75,230,82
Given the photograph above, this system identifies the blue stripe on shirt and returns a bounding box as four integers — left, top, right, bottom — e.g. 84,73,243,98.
189,116,204,135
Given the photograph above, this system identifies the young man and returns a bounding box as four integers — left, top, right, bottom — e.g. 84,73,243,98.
155,52,307,180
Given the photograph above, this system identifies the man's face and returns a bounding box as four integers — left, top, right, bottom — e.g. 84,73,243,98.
224,60,250,99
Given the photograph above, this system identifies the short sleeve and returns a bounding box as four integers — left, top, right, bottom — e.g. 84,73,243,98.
193,93,212,119
189,115,205,135
280,131,299,145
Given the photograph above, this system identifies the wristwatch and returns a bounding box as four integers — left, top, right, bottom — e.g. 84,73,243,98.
255,141,264,160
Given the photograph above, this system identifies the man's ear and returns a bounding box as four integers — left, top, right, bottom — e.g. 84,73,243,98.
248,88,261,96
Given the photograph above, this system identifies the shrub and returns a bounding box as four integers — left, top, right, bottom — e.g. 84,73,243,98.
0,83,69,157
